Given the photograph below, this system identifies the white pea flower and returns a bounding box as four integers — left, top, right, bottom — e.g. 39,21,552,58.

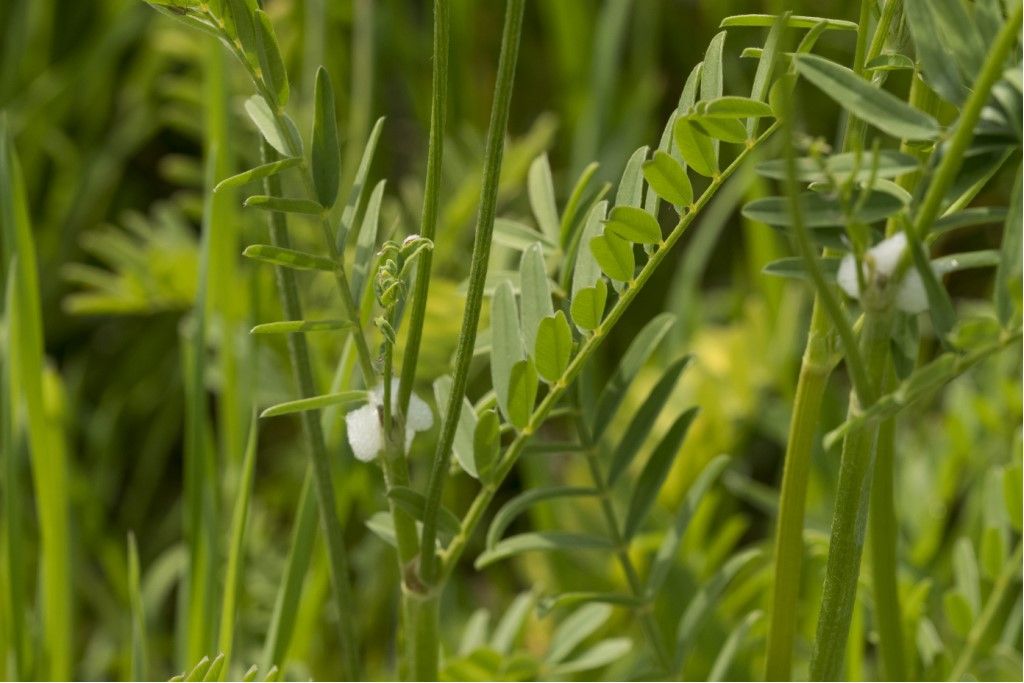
836,232,929,313
346,379,434,462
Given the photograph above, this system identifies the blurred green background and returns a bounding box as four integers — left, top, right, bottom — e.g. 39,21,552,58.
0,0,1020,680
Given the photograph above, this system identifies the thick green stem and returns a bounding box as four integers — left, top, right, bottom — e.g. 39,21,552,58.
439,123,782,582
867,378,905,681
398,0,449,418
811,310,893,680
419,0,526,585
261,142,360,681
763,305,833,680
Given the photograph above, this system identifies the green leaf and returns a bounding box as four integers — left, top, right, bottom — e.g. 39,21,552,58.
473,410,501,483
214,157,301,193
768,73,798,117
254,9,289,106
995,168,1022,326
591,313,675,439
549,638,632,676
250,319,351,334
866,53,916,73
1004,463,1023,533
709,611,763,681
244,95,301,156
534,311,573,383
506,359,538,430
386,486,461,540
762,256,841,281
703,96,774,119
224,0,258,62
691,115,749,144
491,281,524,423
642,151,693,208
646,454,730,597
486,486,597,550
672,549,764,671
903,0,975,104
311,67,341,208
907,233,956,346
127,533,147,681
494,218,557,253
933,207,1009,236
475,532,614,569
604,206,663,244
537,593,643,615
741,191,905,227
793,54,941,141
185,656,212,682
673,117,718,178
701,31,726,102
519,243,553,353
570,280,607,332
616,146,649,209
242,244,336,272
943,590,974,637
433,376,479,479
623,407,699,540
243,195,323,215
490,593,535,655
349,179,386,301
720,14,858,31
953,538,981,613
571,201,607,299
337,117,385,248
589,234,634,282
260,391,366,418
756,150,921,183
528,153,560,243
560,162,601,249
980,526,1006,583
546,604,613,664
607,356,691,486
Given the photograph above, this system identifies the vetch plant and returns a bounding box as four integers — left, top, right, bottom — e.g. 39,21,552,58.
0,0,1020,681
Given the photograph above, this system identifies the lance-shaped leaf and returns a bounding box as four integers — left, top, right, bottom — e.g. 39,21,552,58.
520,243,553,352
506,359,538,430
243,244,337,272
933,207,1009,237
260,390,366,418
491,281,524,423
645,454,731,596
720,13,858,31
703,96,774,119
545,604,614,664
691,115,748,144
742,190,905,227
254,9,289,106
486,486,598,549
793,54,941,141
535,311,573,383
495,218,557,253
591,313,675,439
490,593,535,655
604,206,663,244
214,157,301,193
570,280,607,332
244,195,323,215
607,356,691,486
549,638,632,676
673,117,718,177
571,201,607,299
386,486,461,539
250,319,351,334
337,117,385,248
434,376,479,478
473,410,501,483
311,67,341,208
590,233,634,282
475,532,614,569
709,611,763,681
623,407,700,540
528,153,560,243
616,146,649,209
350,179,385,300
244,95,301,156
642,151,693,208
757,150,921,183
995,169,1022,326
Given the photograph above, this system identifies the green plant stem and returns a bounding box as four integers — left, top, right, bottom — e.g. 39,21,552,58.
398,0,449,419
810,309,893,680
261,141,360,681
575,414,671,673
949,541,1024,681
411,3,524,678
439,122,782,582
419,0,526,585
763,306,833,680
867,372,904,681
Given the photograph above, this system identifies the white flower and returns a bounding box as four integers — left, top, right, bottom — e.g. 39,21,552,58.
345,379,434,462
836,232,929,313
